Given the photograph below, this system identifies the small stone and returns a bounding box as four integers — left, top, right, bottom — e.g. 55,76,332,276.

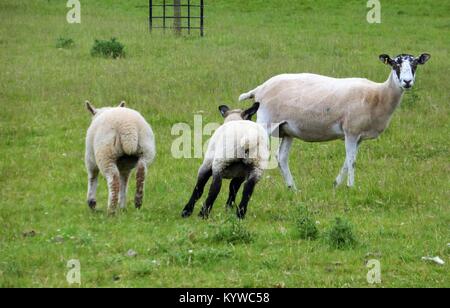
127,249,138,258
53,235,64,243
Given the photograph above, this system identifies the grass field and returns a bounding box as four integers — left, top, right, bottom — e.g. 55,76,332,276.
0,0,449,288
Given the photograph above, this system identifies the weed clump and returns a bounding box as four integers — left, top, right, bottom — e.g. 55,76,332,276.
296,206,319,240
297,216,319,240
91,38,125,59
327,217,357,249
56,37,74,49
213,219,253,244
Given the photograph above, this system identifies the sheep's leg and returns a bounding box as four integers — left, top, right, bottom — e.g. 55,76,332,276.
278,136,297,190
182,166,212,218
87,167,99,210
334,135,360,188
345,135,360,187
226,177,245,209
199,174,223,219
104,165,120,215
135,159,147,209
119,169,131,210
237,173,260,219
334,162,348,188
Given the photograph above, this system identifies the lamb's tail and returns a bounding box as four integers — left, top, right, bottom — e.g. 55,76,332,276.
238,86,259,102
119,126,139,155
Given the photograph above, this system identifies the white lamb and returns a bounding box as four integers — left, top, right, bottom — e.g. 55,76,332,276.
181,103,269,219
85,101,156,215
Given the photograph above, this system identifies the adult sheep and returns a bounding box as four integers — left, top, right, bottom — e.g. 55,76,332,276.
85,101,156,215
239,53,431,189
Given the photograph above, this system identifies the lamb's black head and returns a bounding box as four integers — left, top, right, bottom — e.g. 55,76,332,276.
379,53,431,90
219,102,260,123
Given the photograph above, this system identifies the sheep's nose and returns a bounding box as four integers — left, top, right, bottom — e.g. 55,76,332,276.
403,80,412,88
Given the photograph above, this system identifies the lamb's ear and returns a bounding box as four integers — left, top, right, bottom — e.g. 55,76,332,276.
417,53,431,65
219,105,230,118
118,101,126,108
86,101,96,115
379,54,394,66
242,102,260,120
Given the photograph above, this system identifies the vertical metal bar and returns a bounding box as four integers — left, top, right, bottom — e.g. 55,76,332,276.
163,0,166,32
149,0,153,32
188,0,191,35
200,0,204,37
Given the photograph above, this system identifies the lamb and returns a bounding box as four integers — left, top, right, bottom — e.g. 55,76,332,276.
239,53,431,189
85,101,156,215
181,102,269,219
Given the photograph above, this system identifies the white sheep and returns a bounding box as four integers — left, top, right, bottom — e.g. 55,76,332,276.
181,103,269,219
239,53,431,189
85,101,156,214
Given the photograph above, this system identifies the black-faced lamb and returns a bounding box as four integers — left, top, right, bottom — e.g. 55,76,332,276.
181,103,269,219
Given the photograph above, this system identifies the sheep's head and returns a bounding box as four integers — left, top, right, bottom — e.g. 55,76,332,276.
218,102,260,123
379,53,431,90
85,101,126,117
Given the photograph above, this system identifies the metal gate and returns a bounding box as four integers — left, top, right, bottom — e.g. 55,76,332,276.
149,0,205,36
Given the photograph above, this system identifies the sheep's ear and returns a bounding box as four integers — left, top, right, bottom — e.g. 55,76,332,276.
86,101,96,115
379,54,394,66
118,101,126,108
219,105,230,118
242,102,260,120
417,53,431,65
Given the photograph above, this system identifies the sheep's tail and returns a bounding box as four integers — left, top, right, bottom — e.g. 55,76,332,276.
238,86,259,102
119,127,139,155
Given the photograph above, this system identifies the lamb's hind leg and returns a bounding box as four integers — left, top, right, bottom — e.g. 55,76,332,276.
182,166,212,218
226,177,245,209
278,136,297,190
237,170,261,219
135,158,147,209
119,168,132,210
103,164,120,215
199,173,223,219
87,166,99,210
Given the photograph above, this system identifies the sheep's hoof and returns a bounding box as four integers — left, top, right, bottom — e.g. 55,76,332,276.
236,209,246,220
87,199,97,210
333,181,342,189
199,209,210,220
181,209,193,218
288,185,298,192
135,197,143,209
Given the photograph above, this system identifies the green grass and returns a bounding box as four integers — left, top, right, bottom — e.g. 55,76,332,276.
0,0,449,288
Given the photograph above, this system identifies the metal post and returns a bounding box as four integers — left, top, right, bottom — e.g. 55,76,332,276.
149,0,153,32
163,0,166,32
200,0,204,37
188,0,191,35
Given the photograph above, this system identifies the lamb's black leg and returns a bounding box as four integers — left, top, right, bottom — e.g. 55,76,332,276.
237,175,260,219
226,177,245,209
181,167,212,218
199,174,223,219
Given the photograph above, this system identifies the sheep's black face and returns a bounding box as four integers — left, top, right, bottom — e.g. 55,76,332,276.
219,103,260,123
379,53,431,90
